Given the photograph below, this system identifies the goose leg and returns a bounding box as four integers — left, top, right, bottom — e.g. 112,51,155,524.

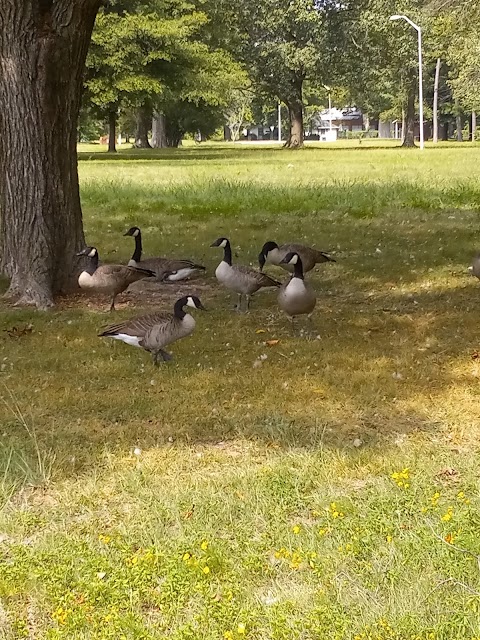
234,293,242,311
306,313,317,337
152,349,173,366
287,315,297,335
109,294,117,312
245,294,251,311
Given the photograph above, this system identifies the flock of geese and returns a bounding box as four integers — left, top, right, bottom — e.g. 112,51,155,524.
76,226,336,365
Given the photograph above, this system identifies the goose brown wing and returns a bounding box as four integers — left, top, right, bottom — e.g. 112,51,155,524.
98,311,172,338
138,257,205,276
282,243,335,264
233,265,281,287
99,264,154,282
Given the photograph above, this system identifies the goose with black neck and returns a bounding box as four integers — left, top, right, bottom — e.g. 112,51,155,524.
210,237,280,312
99,295,206,365
277,252,316,332
124,226,205,282
76,246,155,311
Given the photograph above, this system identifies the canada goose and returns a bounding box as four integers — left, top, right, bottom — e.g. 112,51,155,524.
277,252,316,330
76,247,155,311
124,226,206,282
98,295,206,365
259,241,335,273
210,237,280,311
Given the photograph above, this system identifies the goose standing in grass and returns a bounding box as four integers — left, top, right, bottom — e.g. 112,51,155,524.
277,252,316,331
259,240,335,273
210,237,280,312
124,226,206,281
76,247,155,311
98,295,206,365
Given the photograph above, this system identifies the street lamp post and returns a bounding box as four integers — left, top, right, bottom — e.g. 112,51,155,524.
277,103,282,143
390,14,424,150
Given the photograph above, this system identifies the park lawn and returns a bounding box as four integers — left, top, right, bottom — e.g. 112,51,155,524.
2,141,480,639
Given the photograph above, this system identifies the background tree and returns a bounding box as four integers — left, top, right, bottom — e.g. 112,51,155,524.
218,0,346,148
0,0,101,308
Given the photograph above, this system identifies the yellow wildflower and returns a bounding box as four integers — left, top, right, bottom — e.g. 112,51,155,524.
292,525,301,534
183,552,191,562
224,632,234,640
99,534,111,544
201,540,209,551
442,507,453,522
391,468,410,488
330,502,344,519
237,622,246,635
203,566,210,574
386,535,393,543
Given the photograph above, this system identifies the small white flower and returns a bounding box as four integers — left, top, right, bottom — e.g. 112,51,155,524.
133,447,142,456
353,438,363,448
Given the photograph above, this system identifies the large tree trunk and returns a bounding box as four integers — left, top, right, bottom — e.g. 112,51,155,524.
284,78,304,149
284,99,304,149
0,0,101,308
134,102,152,148
151,111,167,148
433,57,441,144
402,79,416,148
108,107,117,153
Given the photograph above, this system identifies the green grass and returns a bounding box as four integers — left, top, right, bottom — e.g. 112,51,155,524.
2,141,480,639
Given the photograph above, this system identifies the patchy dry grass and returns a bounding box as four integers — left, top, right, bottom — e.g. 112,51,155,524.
2,142,480,639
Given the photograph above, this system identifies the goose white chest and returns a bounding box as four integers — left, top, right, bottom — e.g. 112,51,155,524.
284,277,307,298
215,260,233,284
78,270,94,289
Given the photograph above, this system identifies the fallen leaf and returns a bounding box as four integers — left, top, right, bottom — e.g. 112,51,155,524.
445,533,454,544
436,467,458,479
255,329,266,334
96,571,106,580
184,505,195,519
472,351,480,360
266,339,280,346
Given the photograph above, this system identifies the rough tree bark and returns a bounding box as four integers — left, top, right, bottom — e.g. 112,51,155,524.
108,107,117,153
0,0,101,308
433,57,441,144
284,99,304,149
284,77,304,149
134,102,152,148
151,111,167,148
402,79,416,148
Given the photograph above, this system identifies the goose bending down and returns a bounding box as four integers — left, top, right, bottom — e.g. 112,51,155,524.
98,295,206,365
259,241,335,273
124,226,206,282
210,237,280,312
277,252,316,330
76,247,155,311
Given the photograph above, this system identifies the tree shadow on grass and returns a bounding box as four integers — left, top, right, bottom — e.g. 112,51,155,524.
3,204,480,481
